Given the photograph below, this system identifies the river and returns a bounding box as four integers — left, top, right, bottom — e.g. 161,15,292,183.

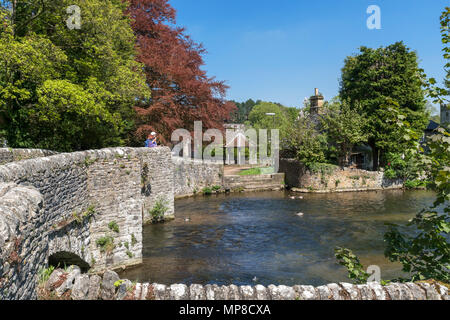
120,189,439,286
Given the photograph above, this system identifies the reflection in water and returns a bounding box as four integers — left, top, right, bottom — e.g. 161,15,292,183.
120,190,439,286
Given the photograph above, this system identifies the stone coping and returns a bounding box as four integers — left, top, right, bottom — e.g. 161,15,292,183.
40,267,450,301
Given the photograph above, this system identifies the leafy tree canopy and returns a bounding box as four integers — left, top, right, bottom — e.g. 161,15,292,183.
340,41,428,170
0,0,149,151
229,99,261,123
246,101,299,140
127,0,236,144
320,99,368,167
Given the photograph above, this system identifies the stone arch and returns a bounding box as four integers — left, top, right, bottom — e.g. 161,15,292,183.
48,251,90,273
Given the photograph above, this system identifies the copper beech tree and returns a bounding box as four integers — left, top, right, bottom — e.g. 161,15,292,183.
127,0,236,145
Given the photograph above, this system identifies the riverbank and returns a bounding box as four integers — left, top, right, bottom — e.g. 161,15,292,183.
279,159,404,192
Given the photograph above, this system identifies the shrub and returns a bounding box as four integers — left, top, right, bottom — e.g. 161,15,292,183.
384,168,398,180
202,187,213,195
96,236,115,254
308,162,338,176
404,179,429,189
149,197,169,222
108,221,120,233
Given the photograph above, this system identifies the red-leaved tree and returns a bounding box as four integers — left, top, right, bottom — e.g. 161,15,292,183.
126,0,236,145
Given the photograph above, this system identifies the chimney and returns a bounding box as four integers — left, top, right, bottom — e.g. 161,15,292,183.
310,88,324,115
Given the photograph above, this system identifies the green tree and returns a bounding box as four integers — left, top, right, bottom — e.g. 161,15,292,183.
336,8,449,284
321,99,368,167
340,41,428,170
230,99,261,123
282,116,328,166
246,101,297,141
0,0,149,151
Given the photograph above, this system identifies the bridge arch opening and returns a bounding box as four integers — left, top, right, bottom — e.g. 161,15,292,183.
48,251,90,273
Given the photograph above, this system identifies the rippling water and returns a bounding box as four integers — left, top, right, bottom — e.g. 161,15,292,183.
120,190,439,286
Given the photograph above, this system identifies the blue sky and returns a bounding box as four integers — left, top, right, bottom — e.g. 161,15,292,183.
170,0,448,110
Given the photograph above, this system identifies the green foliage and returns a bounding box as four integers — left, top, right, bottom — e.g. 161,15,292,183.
96,236,115,254
336,9,449,284
0,0,149,151
238,168,262,176
383,152,422,181
202,187,213,195
308,163,338,176
149,197,169,222
230,99,261,123
384,210,449,283
320,99,368,167
336,117,449,284
114,280,125,288
131,234,137,246
247,101,299,141
383,125,450,283
108,221,120,233
404,179,429,189
38,266,55,285
72,205,96,224
212,185,222,192
334,247,370,284
283,116,329,166
126,250,133,258
340,41,428,170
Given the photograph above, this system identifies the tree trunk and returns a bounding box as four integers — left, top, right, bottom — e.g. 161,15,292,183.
369,141,379,171
341,144,351,168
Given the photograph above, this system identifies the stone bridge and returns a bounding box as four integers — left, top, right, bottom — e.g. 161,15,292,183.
0,147,174,299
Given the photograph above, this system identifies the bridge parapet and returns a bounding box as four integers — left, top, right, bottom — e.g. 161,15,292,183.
0,147,174,300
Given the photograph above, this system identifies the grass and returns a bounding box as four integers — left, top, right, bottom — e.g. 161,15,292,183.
38,266,55,285
238,167,275,176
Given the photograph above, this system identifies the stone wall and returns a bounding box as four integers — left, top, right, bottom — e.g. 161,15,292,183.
0,147,174,300
172,157,224,198
0,148,57,165
279,159,403,192
223,173,285,192
42,267,449,300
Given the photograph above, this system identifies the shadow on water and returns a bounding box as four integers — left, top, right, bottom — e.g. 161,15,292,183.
119,189,440,286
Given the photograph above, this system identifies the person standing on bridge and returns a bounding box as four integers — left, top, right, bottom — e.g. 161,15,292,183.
145,132,158,148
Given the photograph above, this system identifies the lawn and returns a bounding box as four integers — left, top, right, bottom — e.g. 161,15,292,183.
238,167,274,176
